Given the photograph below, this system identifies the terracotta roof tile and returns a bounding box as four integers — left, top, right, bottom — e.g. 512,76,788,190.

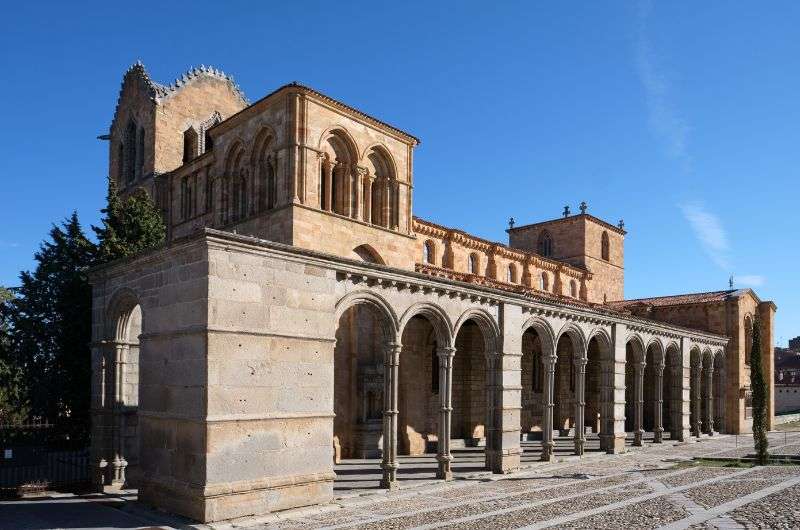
606,289,742,309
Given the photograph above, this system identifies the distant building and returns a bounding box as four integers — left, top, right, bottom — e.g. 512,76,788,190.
789,336,800,351
776,348,800,413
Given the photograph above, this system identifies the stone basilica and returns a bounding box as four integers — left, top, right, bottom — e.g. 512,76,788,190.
89,63,776,522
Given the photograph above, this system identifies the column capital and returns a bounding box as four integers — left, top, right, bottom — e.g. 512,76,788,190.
573,356,588,370
436,346,456,358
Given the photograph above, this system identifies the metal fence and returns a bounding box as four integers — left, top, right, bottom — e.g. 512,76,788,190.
0,421,90,495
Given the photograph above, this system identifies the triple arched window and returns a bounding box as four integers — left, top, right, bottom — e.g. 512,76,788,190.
423,240,435,265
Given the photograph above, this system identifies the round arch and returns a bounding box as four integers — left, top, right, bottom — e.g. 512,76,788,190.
556,322,587,360
318,126,359,163
398,302,453,348
625,334,646,363
334,290,399,343
453,308,500,354
521,316,556,356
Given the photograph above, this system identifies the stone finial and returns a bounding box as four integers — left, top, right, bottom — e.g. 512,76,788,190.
618,219,625,230
579,201,588,215
563,205,571,218
508,217,515,229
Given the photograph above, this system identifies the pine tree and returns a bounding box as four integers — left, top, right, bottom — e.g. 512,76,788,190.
750,318,769,465
0,286,28,424
5,214,95,439
94,176,165,263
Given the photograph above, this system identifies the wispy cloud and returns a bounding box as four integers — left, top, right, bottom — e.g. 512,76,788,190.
635,1,691,167
0,240,19,248
680,203,730,270
736,275,766,288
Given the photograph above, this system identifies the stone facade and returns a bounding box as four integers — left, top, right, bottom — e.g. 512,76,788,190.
88,63,775,523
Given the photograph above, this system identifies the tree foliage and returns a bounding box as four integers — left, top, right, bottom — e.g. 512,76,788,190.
749,318,769,465
94,177,165,262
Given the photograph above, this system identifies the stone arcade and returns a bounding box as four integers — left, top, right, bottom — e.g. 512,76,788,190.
88,63,776,522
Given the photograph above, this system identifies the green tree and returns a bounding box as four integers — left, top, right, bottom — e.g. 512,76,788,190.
94,177,165,262
5,214,95,438
750,318,769,465
0,286,29,424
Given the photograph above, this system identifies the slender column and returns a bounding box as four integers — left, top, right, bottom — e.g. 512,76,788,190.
343,164,353,217
654,363,664,443
382,178,391,228
380,342,401,489
541,354,556,461
436,346,456,480
111,343,128,486
353,169,364,221
323,161,333,211
704,363,715,436
573,357,587,455
364,176,374,223
692,364,702,437
633,361,645,446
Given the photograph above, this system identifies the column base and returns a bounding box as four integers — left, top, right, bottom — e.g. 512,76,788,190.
602,434,626,454
487,449,521,474
436,455,453,481
110,457,127,487
540,441,555,461
574,437,586,456
91,458,108,491
654,428,664,444
380,478,399,490
633,430,643,447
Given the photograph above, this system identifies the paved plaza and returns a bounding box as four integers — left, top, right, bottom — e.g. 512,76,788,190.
233,432,800,530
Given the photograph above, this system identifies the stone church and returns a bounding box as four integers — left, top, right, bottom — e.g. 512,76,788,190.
89,63,776,522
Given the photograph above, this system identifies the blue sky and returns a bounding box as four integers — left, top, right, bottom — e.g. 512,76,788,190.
0,1,797,345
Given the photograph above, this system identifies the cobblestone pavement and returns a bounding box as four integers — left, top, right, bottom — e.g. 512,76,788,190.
222,433,800,530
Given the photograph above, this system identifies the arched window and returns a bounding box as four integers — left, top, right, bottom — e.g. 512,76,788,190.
540,271,549,291
570,279,578,298
123,119,137,184
136,127,145,179
744,316,753,365
205,172,214,214
507,264,517,283
423,240,435,265
366,147,397,228
538,230,553,257
321,130,357,218
180,176,192,220
183,127,199,163
253,130,276,212
224,144,245,223
601,231,610,261
469,253,479,275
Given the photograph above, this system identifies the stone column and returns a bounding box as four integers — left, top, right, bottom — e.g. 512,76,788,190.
704,362,715,436
323,161,333,212
603,322,628,454
574,356,587,455
110,342,128,486
380,342,401,489
436,346,456,480
692,363,702,437
484,351,498,471
654,363,665,443
382,178,391,228
364,176,374,223
633,361,645,446
352,168,363,221
90,342,110,490
541,354,556,461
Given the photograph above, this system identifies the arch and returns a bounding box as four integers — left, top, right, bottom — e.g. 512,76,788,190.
538,230,553,257
453,308,501,354
507,263,517,283
334,290,399,342
423,240,435,265
183,126,199,163
352,244,385,265
318,126,359,163
252,126,277,211
398,302,453,348
468,253,480,275
587,327,613,359
223,140,247,223
744,314,754,365
645,338,666,367
713,349,726,432
601,231,610,261
569,279,578,298
625,333,646,363
540,271,549,292
106,287,142,341
555,322,587,360
521,316,556,356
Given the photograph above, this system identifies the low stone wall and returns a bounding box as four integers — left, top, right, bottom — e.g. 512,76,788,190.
775,412,800,425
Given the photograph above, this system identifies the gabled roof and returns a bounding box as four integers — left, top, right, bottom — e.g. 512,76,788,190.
507,213,627,236
111,61,248,128
606,289,747,309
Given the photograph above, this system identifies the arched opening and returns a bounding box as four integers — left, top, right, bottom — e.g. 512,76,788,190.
366,147,397,228
95,293,143,489
451,319,491,470
507,264,517,283
224,144,246,224
601,231,610,261
521,326,545,452
689,348,702,437
702,353,714,434
320,131,357,217
553,332,580,453
333,303,392,468
538,231,553,257
352,244,385,265
423,240,435,265
663,345,682,439
468,253,479,275
642,342,663,440
183,127,199,163
540,272,549,292
713,351,726,433
586,334,613,452
569,280,578,298
123,119,138,184
253,129,276,212
624,338,645,444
